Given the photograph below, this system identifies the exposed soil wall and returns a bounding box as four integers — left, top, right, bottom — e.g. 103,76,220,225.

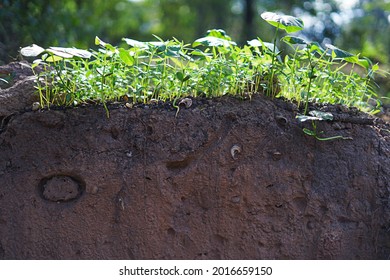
0,64,390,259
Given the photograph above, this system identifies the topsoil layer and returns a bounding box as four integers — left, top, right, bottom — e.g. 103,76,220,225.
0,62,389,259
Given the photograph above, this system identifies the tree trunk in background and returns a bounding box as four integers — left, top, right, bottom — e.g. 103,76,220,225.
243,0,255,42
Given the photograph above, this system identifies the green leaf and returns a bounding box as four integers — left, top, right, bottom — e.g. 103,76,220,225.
48,47,92,59
308,42,325,55
296,115,322,122
296,111,333,122
20,44,45,57
309,110,333,121
248,39,279,53
206,29,232,41
43,54,64,62
193,36,236,48
281,36,307,45
122,38,148,49
325,44,356,60
118,48,134,66
356,58,370,70
261,12,304,33
95,36,116,51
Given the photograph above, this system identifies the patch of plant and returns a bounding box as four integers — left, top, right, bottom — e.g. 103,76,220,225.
20,11,386,117
297,110,352,141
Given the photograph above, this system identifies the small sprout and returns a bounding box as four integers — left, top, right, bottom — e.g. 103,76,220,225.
230,144,242,160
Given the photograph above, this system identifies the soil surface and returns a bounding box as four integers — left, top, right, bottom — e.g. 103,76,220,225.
0,62,390,259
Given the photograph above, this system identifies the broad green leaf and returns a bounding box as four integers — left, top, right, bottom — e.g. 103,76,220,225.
176,71,190,82
206,29,232,41
297,111,333,122
309,110,333,121
309,42,325,55
193,36,236,48
247,39,281,61
43,54,64,62
296,115,322,122
20,44,45,57
261,12,304,33
118,48,134,66
247,39,262,47
325,44,356,61
247,39,279,53
282,36,307,45
48,47,92,59
356,58,370,70
122,38,148,49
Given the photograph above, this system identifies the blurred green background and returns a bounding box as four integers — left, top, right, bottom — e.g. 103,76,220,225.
1,0,389,96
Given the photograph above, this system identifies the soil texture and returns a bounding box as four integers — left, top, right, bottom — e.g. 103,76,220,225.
0,62,389,259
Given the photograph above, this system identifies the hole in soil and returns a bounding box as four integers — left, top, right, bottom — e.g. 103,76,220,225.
166,159,190,170
37,174,85,203
167,228,176,236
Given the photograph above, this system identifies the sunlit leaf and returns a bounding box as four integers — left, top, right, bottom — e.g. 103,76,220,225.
206,29,233,41
122,38,148,49
296,115,322,122
309,110,333,121
44,54,64,62
309,42,325,55
261,12,304,33
297,111,333,122
20,44,45,57
282,36,307,45
356,58,370,70
325,44,356,61
248,39,279,53
247,39,281,62
48,47,92,59
118,48,134,66
95,36,116,52
193,36,236,48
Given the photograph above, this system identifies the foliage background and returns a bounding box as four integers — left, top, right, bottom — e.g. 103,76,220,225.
1,0,389,97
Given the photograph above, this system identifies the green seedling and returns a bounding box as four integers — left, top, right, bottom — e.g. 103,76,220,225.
297,110,352,141
20,12,386,125
260,12,304,97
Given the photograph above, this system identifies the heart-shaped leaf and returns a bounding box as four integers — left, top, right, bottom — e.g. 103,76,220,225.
193,36,236,48
48,47,92,59
20,44,45,57
261,12,304,33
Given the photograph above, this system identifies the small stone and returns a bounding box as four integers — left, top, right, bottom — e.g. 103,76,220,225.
231,196,241,203
32,102,40,111
91,185,99,194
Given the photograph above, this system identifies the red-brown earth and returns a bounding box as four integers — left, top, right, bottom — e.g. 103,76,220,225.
0,62,389,259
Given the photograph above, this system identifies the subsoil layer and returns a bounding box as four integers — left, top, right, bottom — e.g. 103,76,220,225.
0,62,390,259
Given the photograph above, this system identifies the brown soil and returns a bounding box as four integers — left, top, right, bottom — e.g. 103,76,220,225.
0,62,389,260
